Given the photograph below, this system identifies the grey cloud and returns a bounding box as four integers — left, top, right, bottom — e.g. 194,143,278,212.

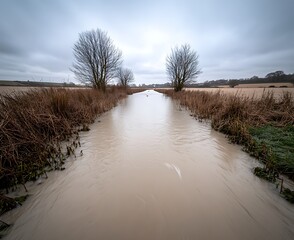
0,41,24,56
0,0,293,84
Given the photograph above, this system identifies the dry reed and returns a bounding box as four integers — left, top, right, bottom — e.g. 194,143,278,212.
0,87,127,193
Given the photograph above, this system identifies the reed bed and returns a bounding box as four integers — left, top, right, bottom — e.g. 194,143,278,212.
157,89,294,201
126,87,148,95
158,89,293,128
0,88,128,195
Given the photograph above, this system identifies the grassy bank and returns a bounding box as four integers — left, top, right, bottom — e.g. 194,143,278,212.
0,87,143,214
156,89,294,202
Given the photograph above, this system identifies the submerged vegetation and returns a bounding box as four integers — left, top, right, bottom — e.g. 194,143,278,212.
0,87,144,214
156,89,294,202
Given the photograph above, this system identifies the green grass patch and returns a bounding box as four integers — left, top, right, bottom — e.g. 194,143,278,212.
281,188,294,203
249,125,294,179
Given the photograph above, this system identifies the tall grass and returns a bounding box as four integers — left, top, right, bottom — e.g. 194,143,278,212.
156,89,294,181
0,88,127,193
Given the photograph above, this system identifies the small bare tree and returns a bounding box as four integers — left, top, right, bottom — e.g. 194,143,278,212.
117,68,134,88
166,44,201,91
71,28,122,91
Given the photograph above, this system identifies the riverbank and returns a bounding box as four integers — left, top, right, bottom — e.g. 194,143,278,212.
156,89,294,202
0,87,144,216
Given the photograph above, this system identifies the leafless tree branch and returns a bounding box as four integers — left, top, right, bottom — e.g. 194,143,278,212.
71,28,122,91
117,68,134,87
166,44,201,91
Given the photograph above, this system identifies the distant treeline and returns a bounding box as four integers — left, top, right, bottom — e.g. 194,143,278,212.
190,71,294,88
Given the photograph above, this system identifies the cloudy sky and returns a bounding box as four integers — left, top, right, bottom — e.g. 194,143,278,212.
0,0,294,85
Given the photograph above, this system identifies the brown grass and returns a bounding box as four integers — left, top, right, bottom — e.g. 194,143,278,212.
157,89,294,131
0,87,127,192
126,87,148,95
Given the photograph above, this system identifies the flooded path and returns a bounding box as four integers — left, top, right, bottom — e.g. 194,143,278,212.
4,90,294,240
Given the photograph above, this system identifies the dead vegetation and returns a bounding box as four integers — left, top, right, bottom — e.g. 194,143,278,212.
0,87,129,193
157,89,293,129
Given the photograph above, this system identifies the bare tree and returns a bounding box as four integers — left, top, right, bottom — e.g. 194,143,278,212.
166,44,201,91
71,28,122,91
117,68,134,88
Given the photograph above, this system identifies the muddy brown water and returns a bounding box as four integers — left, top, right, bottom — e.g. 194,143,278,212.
3,90,294,240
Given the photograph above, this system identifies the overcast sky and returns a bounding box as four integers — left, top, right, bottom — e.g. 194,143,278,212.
0,0,294,85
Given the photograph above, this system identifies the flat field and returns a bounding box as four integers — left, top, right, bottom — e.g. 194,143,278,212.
185,87,294,99
0,86,38,95
0,86,89,95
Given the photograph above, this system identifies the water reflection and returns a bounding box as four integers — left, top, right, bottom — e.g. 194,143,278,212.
4,90,294,240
